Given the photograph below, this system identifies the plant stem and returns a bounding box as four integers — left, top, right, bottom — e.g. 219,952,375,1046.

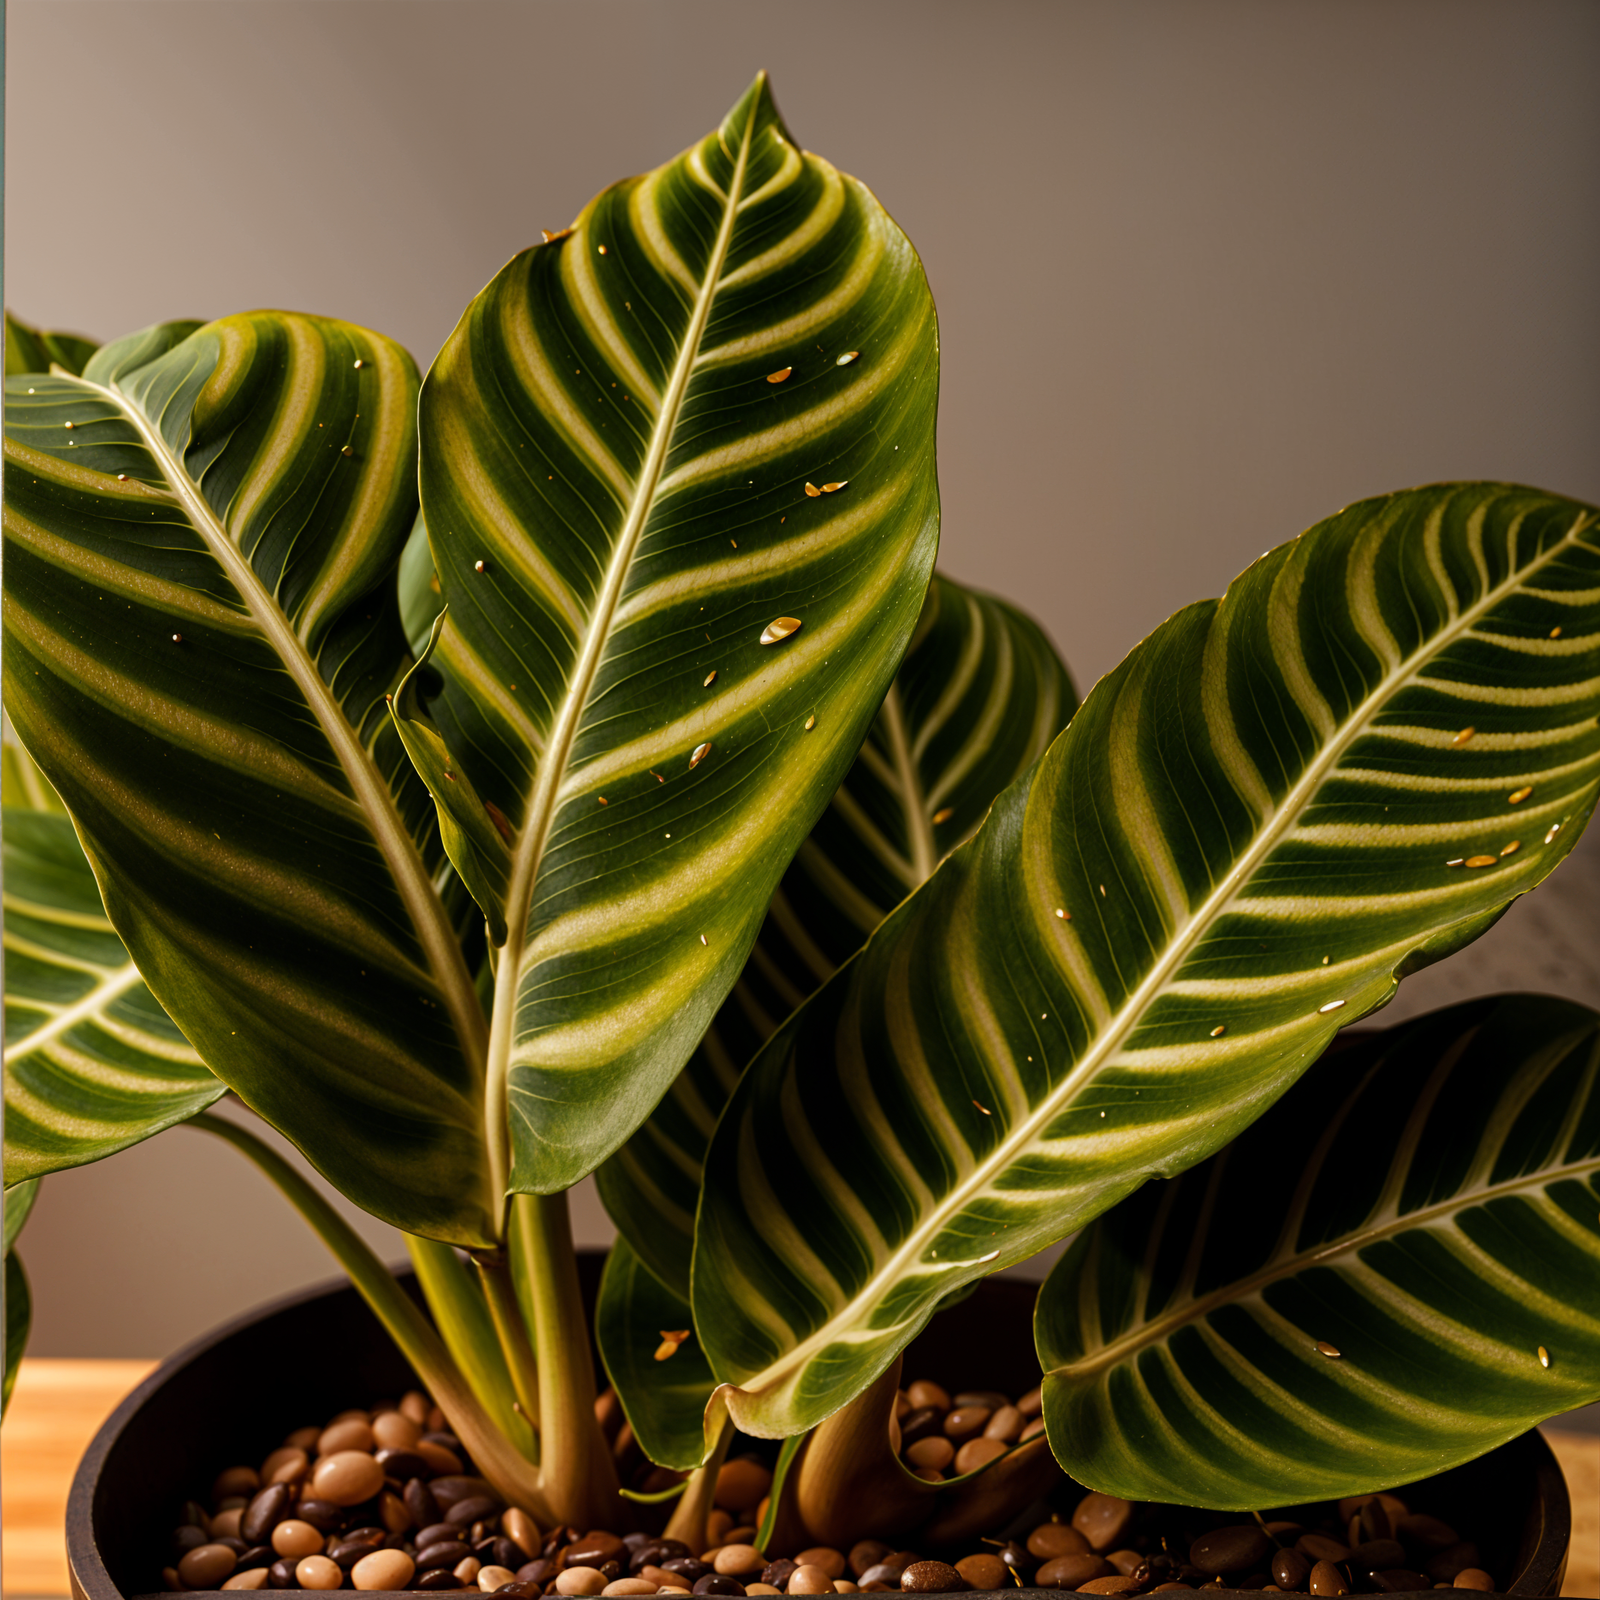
406,1235,539,1461
191,1113,553,1521
472,1246,544,1434
664,1412,733,1547
509,1189,621,1527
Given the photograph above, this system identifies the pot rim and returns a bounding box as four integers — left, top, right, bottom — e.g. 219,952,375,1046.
66,1262,1573,1600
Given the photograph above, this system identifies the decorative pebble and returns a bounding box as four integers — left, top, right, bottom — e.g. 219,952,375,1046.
1308,1559,1349,1596
213,1467,261,1502
371,1410,422,1451
789,1564,838,1593
953,1436,1007,1474
221,1570,269,1591
713,1545,766,1577
353,1548,417,1590
1073,1495,1136,1554
296,1555,345,1591
259,1445,309,1485
179,1544,239,1588
954,1555,1008,1589
310,1449,385,1507
1190,1526,1272,1575
1028,1523,1091,1561
899,1561,962,1593
716,1459,773,1513
558,1568,611,1595
1035,1553,1112,1589
1452,1570,1495,1591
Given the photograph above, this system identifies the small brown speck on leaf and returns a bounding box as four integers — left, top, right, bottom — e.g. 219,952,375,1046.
598,796,608,806
474,559,485,573
804,482,822,497
760,617,802,645
1501,840,1520,856
1452,727,1475,746
1465,855,1499,868
354,359,364,369
932,807,954,824
767,367,793,384
1539,1346,1551,1368
836,351,859,366
1551,626,1563,638
973,1100,991,1115
117,473,128,481
171,633,183,644
541,227,572,243
804,715,816,730
654,1330,691,1361
822,481,847,493
704,670,717,687
485,801,513,843
341,445,354,456
1210,1025,1226,1038
1316,1341,1341,1359
1509,786,1534,804
690,742,712,768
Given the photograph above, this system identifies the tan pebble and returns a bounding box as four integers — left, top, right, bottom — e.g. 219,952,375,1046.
1016,1384,1043,1418
601,1581,657,1596
180,1545,240,1588
1107,1552,1143,1577
894,1391,912,1418
1034,1554,1111,1589
797,1549,846,1581
1296,1536,1349,1564
1452,1573,1494,1592
371,1410,422,1451
296,1555,344,1591
954,1436,1007,1474
222,1570,270,1591
455,1557,482,1583
210,1508,245,1540
415,1438,464,1475
1029,1524,1091,1561
984,1405,1024,1442
1077,1580,1141,1596
260,1446,309,1485
325,1408,368,1426
910,1463,943,1482
905,1379,950,1410
425,1405,447,1433
706,1511,734,1547
503,1506,541,1559
318,1418,375,1456
714,1545,766,1577
398,1390,430,1423
1020,1416,1047,1441
745,1586,782,1597
904,1436,954,1471
1308,1560,1348,1597
557,1568,610,1596
284,1425,321,1453
942,1406,991,1439
212,1466,260,1502
716,1457,774,1513
641,1568,681,1586
354,1549,417,1590
788,1564,836,1594
726,1528,759,1547
900,1561,962,1593
163,1566,183,1592
272,1521,326,1559
310,1449,385,1506
955,1555,1009,1589
834,1586,859,1595
1073,1494,1135,1554
216,1496,249,1513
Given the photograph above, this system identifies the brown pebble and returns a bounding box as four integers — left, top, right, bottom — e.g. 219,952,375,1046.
850,1545,894,1579
1296,1536,1349,1564
242,1484,295,1547
1426,1545,1482,1583
1077,1580,1141,1596
416,1439,465,1475
717,1459,774,1513
1020,1417,1047,1442
502,1508,540,1559
416,1570,464,1591
180,1544,240,1587
906,1380,951,1410
790,1565,838,1593
399,1391,430,1423
900,1561,963,1593
706,1512,735,1549
798,1550,846,1581
352,1549,417,1590
556,1569,609,1596
1397,1516,1458,1552
1016,1385,1043,1418
223,1570,269,1592
567,1535,625,1569
371,1410,423,1452
1190,1528,1272,1577
213,1467,261,1504
211,1508,245,1540
905,1437,954,1471
310,1449,385,1507
271,1521,324,1560
1350,1540,1406,1570
1271,1550,1310,1590
1072,1496,1135,1555
1106,1552,1143,1577
942,1407,991,1440
714,1546,766,1578
898,1407,945,1447
1308,1561,1348,1597
954,1556,1009,1589
953,1437,1007,1474
296,1555,344,1591
1451,1571,1494,1592
1036,1555,1112,1589
319,1418,376,1456
479,1568,519,1591
1030,1524,1092,1561
259,1446,309,1486
378,1490,411,1536
983,1406,1025,1442
1370,1572,1432,1593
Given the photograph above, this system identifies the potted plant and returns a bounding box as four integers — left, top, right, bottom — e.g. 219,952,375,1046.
4,74,1597,1598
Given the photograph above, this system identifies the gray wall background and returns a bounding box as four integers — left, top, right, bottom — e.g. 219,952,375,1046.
6,0,1600,1442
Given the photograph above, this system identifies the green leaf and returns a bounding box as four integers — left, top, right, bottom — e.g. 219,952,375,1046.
3,810,222,1185
3,710,65,811
6,310,100,378
596,1235,716,1470
4,1179,39,1257
1037,995,1600,1507
416,73,940,1195
2,313,499,1244
4,1250,31,1415
599,574,1077,1295
693,482,1600,1444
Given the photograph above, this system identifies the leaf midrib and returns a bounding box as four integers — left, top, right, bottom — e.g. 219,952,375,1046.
72,369,488,1077
485,105,759,1217
7,960,149,1061
880,685,936,883
734,503,1598,1400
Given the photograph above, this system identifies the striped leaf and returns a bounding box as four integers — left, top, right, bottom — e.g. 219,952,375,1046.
5,310,101,379
599,573,1076,1295
1037,995,1600,1507
415,73,940,1196
2,312,501,1244
596,1235,716,1470
4,1180,39,1257
692,481,1600,1445
4,1251,29,1415
3,809,221,1185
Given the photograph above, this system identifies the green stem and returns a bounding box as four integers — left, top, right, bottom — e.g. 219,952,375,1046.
472,1247,544,1434
406,1235,539,1461
191,1114,553,1521
665,1412,733,1547
510,1189,621,1527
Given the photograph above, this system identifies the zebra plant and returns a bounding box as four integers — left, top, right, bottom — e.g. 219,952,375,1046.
4,74,1600,1537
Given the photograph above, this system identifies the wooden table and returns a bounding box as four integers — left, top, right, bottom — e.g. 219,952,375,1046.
3,1359,1596,1597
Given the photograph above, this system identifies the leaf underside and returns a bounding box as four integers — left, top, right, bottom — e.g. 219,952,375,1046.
692,482,1600,1443
416,73,942,1195
2,313,497,1243
1037,994,1600,1507
599,573,1077,1296
3,810,221,1185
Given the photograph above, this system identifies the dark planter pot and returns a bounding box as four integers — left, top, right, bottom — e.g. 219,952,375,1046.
67,1258,1571,1600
